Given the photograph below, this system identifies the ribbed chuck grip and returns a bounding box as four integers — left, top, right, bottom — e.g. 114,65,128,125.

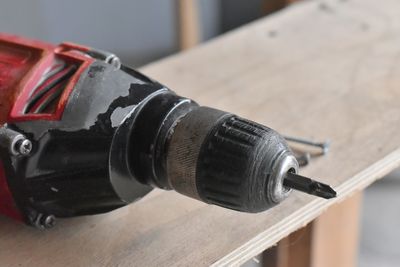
166,107,298,213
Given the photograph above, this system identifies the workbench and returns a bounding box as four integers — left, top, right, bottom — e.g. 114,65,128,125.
1,0,400,266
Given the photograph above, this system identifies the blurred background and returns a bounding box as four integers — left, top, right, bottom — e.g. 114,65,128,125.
0,0,292,67
0,0,398,266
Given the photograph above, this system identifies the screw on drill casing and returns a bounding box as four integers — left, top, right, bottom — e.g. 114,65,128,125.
15,138,32,156
31,213,56,230
284,135,330,155
0,126,33,156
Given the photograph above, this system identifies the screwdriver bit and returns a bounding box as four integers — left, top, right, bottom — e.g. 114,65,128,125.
283,172,337,199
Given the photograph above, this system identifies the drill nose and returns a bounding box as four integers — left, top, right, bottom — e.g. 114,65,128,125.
124,91,337,213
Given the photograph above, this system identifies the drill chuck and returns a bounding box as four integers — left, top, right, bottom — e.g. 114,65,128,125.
124,91,299,212
166,108,299,212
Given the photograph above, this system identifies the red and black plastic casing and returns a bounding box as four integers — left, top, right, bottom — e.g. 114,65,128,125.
0,34,301,229
0,34,94,222
0,33,193,227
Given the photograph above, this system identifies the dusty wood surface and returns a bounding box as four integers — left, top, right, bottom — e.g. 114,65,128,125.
1,0,400,266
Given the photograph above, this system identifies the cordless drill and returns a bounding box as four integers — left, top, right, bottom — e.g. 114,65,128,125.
0,34,335,229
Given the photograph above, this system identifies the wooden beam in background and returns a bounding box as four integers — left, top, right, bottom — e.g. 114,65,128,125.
262,0,303,15
178,0,201,50
262,192,362,267
263,225,312,267
311,192,363,267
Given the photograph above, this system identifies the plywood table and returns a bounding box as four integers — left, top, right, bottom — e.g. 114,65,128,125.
1,0,400,266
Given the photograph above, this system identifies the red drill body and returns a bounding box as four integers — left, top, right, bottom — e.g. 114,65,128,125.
0,34,95,223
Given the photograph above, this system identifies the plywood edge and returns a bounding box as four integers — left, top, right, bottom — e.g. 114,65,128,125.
212,148,400,266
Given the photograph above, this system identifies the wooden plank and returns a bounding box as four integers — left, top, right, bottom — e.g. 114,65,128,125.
311,192,363,267
1,0,400,266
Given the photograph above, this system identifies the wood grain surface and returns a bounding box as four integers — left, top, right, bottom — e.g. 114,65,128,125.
1,0,400,266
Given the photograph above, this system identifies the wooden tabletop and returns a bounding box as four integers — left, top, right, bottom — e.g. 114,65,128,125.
2,0,400,266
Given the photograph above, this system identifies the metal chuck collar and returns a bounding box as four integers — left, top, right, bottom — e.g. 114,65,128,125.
165,107,299,212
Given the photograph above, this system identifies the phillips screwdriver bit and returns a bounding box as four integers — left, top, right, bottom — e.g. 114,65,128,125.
283,172,337,199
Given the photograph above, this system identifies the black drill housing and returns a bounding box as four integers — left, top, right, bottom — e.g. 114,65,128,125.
3,57,297,228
